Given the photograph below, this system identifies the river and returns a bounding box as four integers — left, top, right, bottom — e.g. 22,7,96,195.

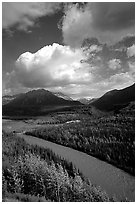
17,133,135,201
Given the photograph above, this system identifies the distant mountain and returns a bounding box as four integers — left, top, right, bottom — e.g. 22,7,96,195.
2,89,81,116
53,92,73,101
88,98,98,104
2,94,23,105
78,98,98,105
2,95,15,105
91,84,135,111
78,98,91,105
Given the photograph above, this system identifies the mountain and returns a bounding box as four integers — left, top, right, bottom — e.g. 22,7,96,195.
88,98,98,104
2,94,23,105
78,98,91,105
52,92,73,101
2,95,16,105
78,98,98,105
2,89,81,116
91,84,135,111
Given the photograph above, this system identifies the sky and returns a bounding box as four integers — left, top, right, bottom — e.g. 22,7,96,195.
2,2,135,99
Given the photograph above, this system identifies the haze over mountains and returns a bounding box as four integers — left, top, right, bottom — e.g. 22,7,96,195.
79,98,98,105
2,83,135,116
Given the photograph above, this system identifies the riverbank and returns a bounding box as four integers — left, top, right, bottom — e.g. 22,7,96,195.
17,133,135,201
26,111,135,175
3,113,135,201
3,131,111,202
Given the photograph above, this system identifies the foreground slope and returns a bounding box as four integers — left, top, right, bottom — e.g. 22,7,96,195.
2,131,111,202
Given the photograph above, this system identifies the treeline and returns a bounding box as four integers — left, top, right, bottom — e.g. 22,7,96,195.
26,110,135,175
2,131,111,202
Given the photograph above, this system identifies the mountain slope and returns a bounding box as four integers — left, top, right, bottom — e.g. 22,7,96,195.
91,84,135,111
2,94,23,105
78,98,98,105
52,92,73,101
2,89,81,116
2,95,16,105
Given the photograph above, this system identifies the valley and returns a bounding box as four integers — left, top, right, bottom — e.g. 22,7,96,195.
3,2,135,201
2,84,135,201
2,110,135,201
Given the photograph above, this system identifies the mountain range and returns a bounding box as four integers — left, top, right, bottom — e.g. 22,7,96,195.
2,83,135,116
2,89,81,116
78,98,98,105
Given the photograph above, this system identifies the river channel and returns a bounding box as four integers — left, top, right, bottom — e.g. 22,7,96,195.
17,133,135,201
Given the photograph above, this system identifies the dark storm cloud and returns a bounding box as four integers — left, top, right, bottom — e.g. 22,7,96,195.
91,2,135,31
61,2,135,47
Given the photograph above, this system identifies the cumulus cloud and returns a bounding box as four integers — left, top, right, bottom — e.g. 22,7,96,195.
12,42,134,99
87,45,102,53
56,70,134,99
4,38,135,99
127,44,135,57
61,2,135,47
128,61,135,77
15,43,92,88
108,59,121,70
2,2,61,30
2,2,135,99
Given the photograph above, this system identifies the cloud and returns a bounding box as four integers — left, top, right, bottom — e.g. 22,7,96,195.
2,2,61,31
4,40,135,99
128,61,135,77
15,43,91,88
50,70,134,99
61,4,93,48
11,42,134,99
90,2,135,31
61,2,135,47
127,44,135,57
108,59,121,70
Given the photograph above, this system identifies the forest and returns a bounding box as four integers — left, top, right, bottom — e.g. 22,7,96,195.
2,131,112,202
26,103,135,175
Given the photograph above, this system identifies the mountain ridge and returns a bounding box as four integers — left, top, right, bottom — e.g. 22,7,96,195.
2,89,81,116
90,83,135,111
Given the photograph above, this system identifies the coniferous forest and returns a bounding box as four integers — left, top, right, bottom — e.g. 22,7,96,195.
3,131,112,202
26,103,135,175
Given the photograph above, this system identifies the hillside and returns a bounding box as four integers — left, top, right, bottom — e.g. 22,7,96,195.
2,89,81,116
91,84,135,111
78,98,98,105
52,92,73,101
2,94,23,105
3,131,111,202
